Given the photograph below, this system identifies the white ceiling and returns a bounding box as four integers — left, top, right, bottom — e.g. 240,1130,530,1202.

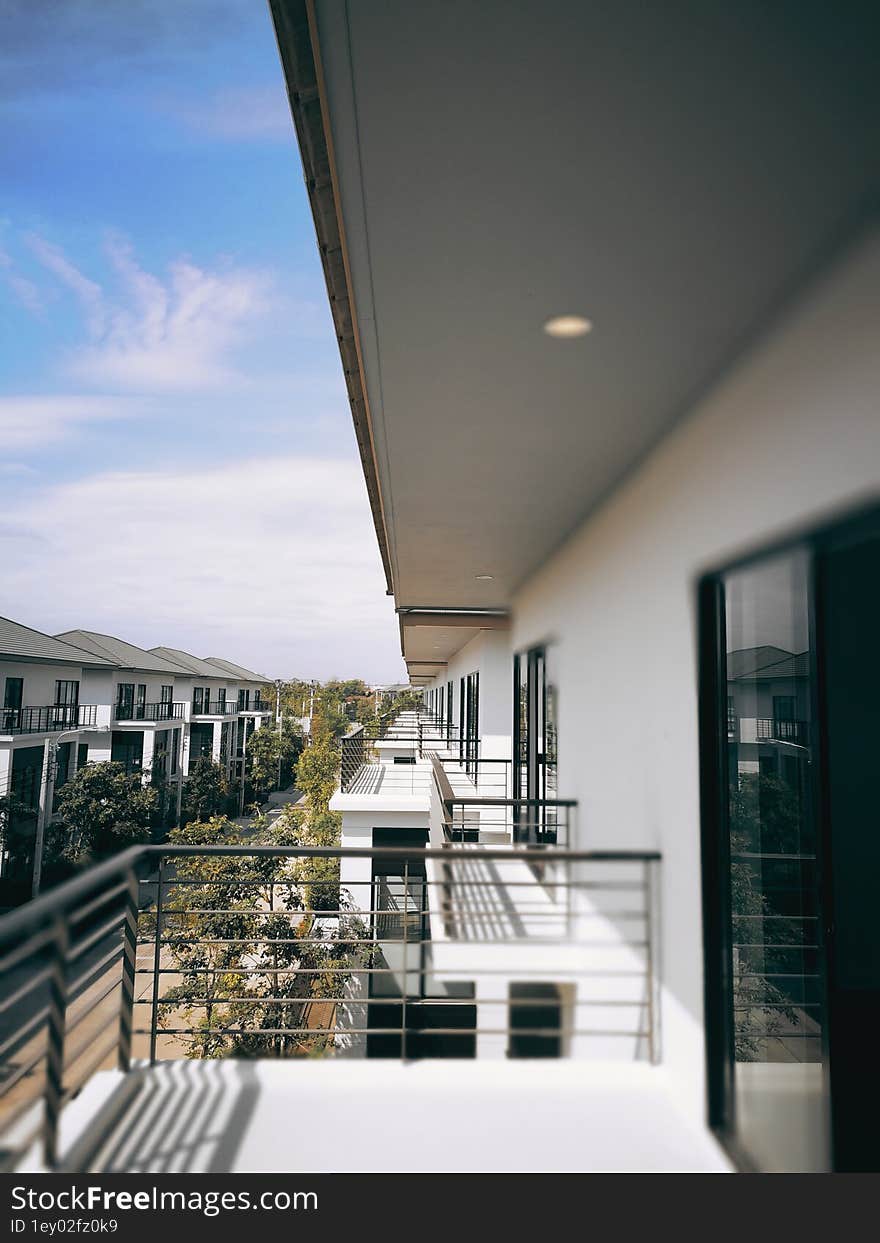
314,0,878,613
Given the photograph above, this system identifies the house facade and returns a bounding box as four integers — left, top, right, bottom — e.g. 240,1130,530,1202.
0,620,275,909
278,0,880,1172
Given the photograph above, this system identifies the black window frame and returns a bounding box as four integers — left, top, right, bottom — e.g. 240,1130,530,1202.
697,499,880,1173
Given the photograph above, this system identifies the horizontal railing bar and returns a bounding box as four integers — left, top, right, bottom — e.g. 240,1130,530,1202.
137,996,645,1008
147,906,648,918
0,1044,50,1100
65,976,122,1034
0,852,142,945
0,1006,49,1062
0,966,53,1015
67,880,130,929
61,1035,120,1103
67,913,125,963
141,1026,648,1038
140,931,647,946
136,965,649,976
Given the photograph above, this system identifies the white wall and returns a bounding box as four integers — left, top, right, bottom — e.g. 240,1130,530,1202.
506,229,880,1128
0,660,87,708
428,628,513,758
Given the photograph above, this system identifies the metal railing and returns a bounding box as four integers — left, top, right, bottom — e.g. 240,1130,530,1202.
239,700,271,713
0,704,98,736
339,712,477,793
755,717,809,746
115,702,185,723
191,700,236,716
430,753,573,845
0,841,660,1170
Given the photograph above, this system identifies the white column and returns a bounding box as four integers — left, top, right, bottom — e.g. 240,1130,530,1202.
140,729,155,785
0,744,11,805
211,720,222,763
32,738,54,896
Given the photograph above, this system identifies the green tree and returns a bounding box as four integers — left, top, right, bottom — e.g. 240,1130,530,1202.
53,761,156,866
295,732,340,814
183,757,230,822
728,771,804,1060
156,817,369,1059
246,720,304,796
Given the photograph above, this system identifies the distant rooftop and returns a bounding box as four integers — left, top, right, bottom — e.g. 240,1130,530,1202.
203,656,270,684
149,646,233,680
56,630,186,676
0,616,116,668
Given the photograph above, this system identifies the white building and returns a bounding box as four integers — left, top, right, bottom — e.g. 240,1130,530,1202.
0,617,116,905
280,0,879,1173
0,620,276,909
149,646,272,781
1,0,877,1177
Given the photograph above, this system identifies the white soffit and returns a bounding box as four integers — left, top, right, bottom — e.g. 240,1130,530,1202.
312,0,879,608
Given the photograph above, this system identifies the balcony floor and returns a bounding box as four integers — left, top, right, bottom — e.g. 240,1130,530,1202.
21,1060,731,1174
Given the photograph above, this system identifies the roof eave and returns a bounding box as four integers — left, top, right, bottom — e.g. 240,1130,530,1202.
270,0,394,598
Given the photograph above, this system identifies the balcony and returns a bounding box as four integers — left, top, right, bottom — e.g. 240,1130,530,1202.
114,702,185,723
755,717,809,747
238,700,272,714
191,699,237,717
0,840,728,1175
0,704,98,736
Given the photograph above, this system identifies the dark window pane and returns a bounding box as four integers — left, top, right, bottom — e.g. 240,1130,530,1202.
723,547,826,1171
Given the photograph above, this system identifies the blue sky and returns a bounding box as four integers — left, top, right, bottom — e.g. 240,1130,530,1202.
0,0,402,682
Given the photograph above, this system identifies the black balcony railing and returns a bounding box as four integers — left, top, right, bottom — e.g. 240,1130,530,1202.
0,704,98,736
115,702,185,723
0,841,661,1170
192,700,235,716
756,717,809,746
239,699,271,713
338,715,474,790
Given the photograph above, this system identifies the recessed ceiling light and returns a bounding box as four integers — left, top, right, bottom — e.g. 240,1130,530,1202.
475,574,494,581
543,314,592,339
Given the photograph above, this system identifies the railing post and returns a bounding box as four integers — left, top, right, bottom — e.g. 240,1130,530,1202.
401,859,408,1062
43,914,70,1169
118,866,140,1072
645,858,660,1064
149,856,165,1065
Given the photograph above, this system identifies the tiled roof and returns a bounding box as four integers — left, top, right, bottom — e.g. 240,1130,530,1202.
56,631,186,676
0,615,116,667
726,646,793,679
149,646,230,679
203,656,270,684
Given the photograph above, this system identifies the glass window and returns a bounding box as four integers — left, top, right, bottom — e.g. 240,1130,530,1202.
710,546,826,1172
513,646,558,843
116,683,134,719
3,677,23,730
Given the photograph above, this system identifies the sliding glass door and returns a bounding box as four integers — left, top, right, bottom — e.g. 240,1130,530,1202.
700,502,880,1172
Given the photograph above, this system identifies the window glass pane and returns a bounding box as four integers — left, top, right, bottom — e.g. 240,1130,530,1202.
723,546,827,1171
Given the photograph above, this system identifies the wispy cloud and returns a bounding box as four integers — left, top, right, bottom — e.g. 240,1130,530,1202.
0,395,142,450
25,232,273,392
0,456,403,681
0,246,45,316
25,233,105,333
162,84,293,142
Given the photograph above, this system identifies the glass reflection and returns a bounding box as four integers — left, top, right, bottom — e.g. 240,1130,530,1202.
723,547,827,1170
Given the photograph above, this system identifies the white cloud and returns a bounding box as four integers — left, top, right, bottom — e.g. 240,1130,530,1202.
0,455,404,682
0,245,44,315
26,232,272,392
166,85,293,142
25,233,105,334
0,394,141,449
